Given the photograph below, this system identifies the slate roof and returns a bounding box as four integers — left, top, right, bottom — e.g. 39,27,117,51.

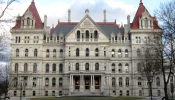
52,22,121,37
12,0,43,29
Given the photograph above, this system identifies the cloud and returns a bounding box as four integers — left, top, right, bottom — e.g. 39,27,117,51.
2,0,137,27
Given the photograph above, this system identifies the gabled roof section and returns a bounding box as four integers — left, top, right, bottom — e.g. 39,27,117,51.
12,0,43,29
131,0,161,29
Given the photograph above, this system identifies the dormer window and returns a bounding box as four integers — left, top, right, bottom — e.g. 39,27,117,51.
27,17,30,26
145,18,148,27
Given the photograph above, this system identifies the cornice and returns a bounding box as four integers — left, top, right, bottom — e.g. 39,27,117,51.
130,29,163,33
10,29,45,34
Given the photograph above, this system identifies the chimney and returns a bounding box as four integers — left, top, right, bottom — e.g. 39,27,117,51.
44,14,47,29
68,9,71,22
127,15,130,29
104,9,106,22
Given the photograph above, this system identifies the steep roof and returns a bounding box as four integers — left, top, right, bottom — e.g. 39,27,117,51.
12,0,43,29
53,22,120,37
131,0,161,29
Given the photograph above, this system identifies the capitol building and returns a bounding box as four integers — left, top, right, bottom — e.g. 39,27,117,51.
9,0,163,97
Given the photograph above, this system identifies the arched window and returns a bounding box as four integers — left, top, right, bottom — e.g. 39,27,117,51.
95,63,99,71
137,49,141,57
138,77,142,86
145,18,148,27
60,49,63,57
111,49,115,57
53,49,56,57
156,77,160,86
34,49,37,57
46,49,49,57
126,77,129,86
24,63,28,72
52,63,56,72
45,78,49,86
85,63,89,71
119,77,122,87
75,63,79,71
126,90,129,96
137,63,142,72
16,49,19,57
77,30,80,38
33,77,37,87
59,64,63,73
14,63,18,73
118,49,122,57
25,49,28,57
111,63,115,73
86,30,89,39
95,48,99,56
45,63,49,73
76,48,79,57
125,49,128,57
33,63,37,73
139,90,142,96
112,77,115,87
94,30,98,38
14,77,18,87
59,78,63,87
125,63,129,73
52,78,56,87
27,17,30,26
118,63,122,73
86,48,89,56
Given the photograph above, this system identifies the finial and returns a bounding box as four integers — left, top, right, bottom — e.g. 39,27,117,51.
52,24,54,28
85,9,89,14
140,0,143,5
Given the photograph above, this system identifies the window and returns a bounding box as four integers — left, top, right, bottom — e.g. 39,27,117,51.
76,48,79,57
53,49,56,57
14,63,18,73
34,49,37,57
52,78,56,87
111,49,115,57
45,63,49,73
85,63,89,71
33,77,36,87
158,90,161,96
45,91,48,96
95,48,99,56
23,77,27,86
145,18,148,27
138,37,141,43
33,63,37,73
94,30,98,39
156,77,160,86
52,63,56,72
86,30,89,39
86,48,89,56
112,37,114,43
33,91,35,96
33,36,39,43
137,63,142,72
118,49,122,57
95,63,99,71
52,91,55,96
112,77,115,87
15,36,20,43
23,91,25,96
27,17,30,26
138,77,142,86
25,49,28,57
16,49,19,57
24,36,30,43
75,63,79,71
59,64,63,73
125,63,129,73
125,49,128,57
119,77,122,87
137,49,141,57
45,78,49,86
118,63,122,73
126,90,129,96
60,49,63,57
59,91,62,96
14,91,17,96
46,49,49,57
126,77,129,86
136,37,138,43
59,78,63,87
139,90,142,96
24,63,28,72
77,30,80,39
120,90,122,96
111,63,115,73
14,77,18,87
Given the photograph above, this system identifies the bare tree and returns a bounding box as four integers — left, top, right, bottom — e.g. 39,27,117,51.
154,0,175,99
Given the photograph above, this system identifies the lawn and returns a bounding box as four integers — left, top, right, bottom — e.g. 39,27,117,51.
30,96,143,100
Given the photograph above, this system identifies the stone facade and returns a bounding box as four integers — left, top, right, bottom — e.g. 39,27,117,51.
9,0,163,97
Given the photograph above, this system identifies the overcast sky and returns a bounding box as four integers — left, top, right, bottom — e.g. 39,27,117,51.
1,0,171,28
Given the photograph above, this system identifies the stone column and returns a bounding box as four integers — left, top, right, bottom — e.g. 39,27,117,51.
80,75,84,92
90,75,95,92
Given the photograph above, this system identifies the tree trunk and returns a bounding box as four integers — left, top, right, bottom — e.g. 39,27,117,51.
164,82,169,100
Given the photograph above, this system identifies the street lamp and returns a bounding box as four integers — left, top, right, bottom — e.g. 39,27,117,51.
170,72,174,100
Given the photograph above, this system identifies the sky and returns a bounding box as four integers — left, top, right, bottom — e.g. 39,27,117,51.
1,0,172,28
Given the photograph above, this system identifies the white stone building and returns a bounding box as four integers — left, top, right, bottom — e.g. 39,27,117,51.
9,0,163,97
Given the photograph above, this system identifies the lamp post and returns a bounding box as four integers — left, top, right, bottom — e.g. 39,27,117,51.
20,80,22,100
150,73,153,100
170,72,174,100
